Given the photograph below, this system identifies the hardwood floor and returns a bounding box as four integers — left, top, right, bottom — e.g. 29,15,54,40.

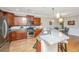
0,35,79,52
9,38,36,52
0,41,10,52
67,35,79,52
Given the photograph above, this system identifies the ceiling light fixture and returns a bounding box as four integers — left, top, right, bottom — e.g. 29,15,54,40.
15,9,19,11
51,8,55,23
59,17,64,23
49,8,55,25
56,13,60,18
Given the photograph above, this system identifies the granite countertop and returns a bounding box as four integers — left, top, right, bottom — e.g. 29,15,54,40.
8,26,42,32
37,28,69,45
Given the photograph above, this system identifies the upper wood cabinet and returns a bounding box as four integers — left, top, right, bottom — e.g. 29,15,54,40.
0,12,4,17
5,12,14,26
34,17,41,26
26,15,41,26
26,15,34,20
26,15,34,25
0,11,14,26
14,16,27,26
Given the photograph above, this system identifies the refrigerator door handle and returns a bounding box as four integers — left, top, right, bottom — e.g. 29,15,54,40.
2,19,8,39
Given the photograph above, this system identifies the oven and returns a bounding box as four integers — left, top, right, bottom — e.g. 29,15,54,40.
27,27,35,39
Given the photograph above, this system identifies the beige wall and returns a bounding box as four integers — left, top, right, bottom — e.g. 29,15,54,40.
41,17,60,28
64,16,79,28
41,16,79,28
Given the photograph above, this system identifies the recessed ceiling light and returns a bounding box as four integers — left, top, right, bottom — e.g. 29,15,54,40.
15,9,19,11
26,9,35,13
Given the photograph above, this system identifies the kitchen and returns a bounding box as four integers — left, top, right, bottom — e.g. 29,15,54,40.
0,7,79,52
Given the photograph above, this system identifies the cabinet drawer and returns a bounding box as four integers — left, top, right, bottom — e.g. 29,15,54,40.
16,30,27,39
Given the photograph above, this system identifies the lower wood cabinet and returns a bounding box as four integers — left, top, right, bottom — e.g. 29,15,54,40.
16,30,27,40
7,32,15,41
9,30,27,41
10,32,16,41
8,28,42,41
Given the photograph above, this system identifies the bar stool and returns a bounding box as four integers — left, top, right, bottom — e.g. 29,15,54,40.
58,40,68,52
58,27,69,52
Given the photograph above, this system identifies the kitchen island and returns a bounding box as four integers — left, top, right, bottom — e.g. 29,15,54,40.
37,28,69,52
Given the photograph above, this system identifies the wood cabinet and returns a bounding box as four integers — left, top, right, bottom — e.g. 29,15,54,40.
0,12,4,17
34,29,42,37
26,15,34,25
16,30,27,40
0,11,14,26
26,15,41,26
5,12,14,26
14,17,27,26
34,17,41,26
9,29,42,41
7,15,41,41
26,15,34,20
11,32,16,41
7,32,16,41
9,30,27,41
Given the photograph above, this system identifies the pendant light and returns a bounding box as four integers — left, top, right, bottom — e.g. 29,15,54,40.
51,8,55,23
49,8,55,25
56,13,60,18
59,17,64,23
58,15,64,29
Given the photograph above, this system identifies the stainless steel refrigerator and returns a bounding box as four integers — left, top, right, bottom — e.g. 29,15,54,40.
0,16,9,51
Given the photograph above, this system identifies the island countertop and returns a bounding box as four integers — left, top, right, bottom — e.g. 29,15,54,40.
37,29,69,45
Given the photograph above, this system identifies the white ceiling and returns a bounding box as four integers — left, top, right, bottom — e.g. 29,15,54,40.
0,7,79,18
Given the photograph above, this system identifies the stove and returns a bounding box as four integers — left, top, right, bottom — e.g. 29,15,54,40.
27,27,35,39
